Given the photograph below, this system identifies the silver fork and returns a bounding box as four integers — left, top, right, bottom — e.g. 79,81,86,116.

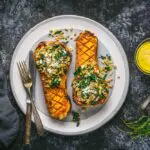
17,61,44,144
21,61,44,136
17,61,32,144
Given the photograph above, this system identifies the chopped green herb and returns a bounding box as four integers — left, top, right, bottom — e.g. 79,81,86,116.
53,30,63,35
50,76,60,87
82,92,90,99
52,44,59,49
74,67,81,76
102,74,107,81
105,66,111,71
90,94,99,105
99,56,105,59
90,100,97,105
106,54,111,60
40,54,45,60
72,111,80,127
103,87,109,93
99,93,106,99
43,63,47,67
54,50,66,60
89,74,97,81
80,77,90,89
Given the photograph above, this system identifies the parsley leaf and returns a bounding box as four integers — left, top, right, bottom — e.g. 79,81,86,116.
72,111,80,127
50,76,60,87
74,67,81,77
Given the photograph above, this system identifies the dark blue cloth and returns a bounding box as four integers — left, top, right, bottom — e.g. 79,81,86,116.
0,54,19,148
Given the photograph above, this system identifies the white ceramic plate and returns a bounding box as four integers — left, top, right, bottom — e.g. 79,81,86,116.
10,15,129,135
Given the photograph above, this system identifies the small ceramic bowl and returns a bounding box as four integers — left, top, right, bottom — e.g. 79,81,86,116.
135,38,150,75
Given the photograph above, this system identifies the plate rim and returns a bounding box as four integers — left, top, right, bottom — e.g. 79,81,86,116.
10,15,129,135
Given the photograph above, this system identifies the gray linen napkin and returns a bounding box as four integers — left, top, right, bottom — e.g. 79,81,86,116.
0,54,19,148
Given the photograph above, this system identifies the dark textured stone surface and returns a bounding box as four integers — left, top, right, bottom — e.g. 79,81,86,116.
1,0,150,149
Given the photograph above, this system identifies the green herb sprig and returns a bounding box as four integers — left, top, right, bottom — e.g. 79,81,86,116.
72,111,80,127
122,115,150,139
50,76,61,87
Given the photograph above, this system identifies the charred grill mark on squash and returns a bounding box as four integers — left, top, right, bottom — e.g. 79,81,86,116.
76,31,98,68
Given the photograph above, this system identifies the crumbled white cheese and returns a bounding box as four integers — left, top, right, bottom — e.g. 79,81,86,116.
90,90,97,94
51,62,59,67
48,53,52,57
82,86,97,95
47,68,52,74
40,60,43,64
63,50,67,54
82,86,90,94
46,58,51,64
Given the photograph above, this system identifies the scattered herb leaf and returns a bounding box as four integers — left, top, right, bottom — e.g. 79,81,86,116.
52,45,59,49
89,74,97,81
99,93,106,99
50,76,60,87
53,30,63,35
72,111,80,127
106,54,111,60
102,74,107,81
40,54,45,60
54,50,66,60
74,66,81,76
99,56,105,59
105,66,111,71
122,115,150,139
79,77,90,89
90,100,97,105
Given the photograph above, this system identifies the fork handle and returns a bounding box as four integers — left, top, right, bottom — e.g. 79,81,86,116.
31,102,44,136
25,103,32,144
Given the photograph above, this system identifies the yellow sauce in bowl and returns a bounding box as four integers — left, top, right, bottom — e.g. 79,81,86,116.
135,39,150,74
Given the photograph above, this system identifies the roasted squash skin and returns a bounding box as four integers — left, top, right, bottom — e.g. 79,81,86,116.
34,41,71,120
73,31,107,107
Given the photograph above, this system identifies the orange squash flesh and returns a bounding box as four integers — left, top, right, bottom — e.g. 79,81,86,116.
34,41,71,120
73,31,106,106
76,31,98,68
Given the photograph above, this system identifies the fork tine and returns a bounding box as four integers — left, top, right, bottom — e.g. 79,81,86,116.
17,62,25,83
22,61,31,81
22,61,30,77
20,61,28,82
17,62,22,78
19,61,28,82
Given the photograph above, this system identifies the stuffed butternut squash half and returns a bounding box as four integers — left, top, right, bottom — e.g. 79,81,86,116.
72,31,110,107
34,41,71,120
